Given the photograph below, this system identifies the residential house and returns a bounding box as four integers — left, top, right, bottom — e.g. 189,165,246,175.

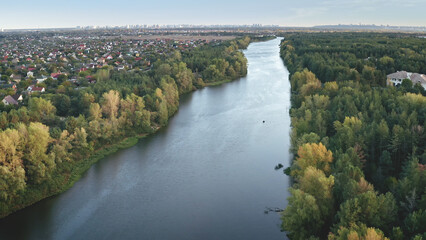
10,74,22,83
387,71,426,90
2,95,18,105
12,93,23,102
51,72,64,80
410,73,426,90
36,75,48,83
27,85,45,93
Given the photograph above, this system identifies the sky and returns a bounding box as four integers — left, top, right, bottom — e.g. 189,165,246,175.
1,0,425,29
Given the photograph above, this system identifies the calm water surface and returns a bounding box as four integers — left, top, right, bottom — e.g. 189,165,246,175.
0,38,291,240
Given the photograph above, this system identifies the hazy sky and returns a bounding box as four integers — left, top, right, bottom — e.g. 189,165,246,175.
1,0,425,29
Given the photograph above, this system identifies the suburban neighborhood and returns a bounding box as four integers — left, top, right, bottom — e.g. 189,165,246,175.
0,29,235,109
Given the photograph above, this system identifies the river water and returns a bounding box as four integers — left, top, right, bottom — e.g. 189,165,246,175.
0,37,291,240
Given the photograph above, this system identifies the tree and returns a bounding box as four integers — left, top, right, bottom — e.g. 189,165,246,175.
175,62,194,94
96,68,110,82
299,166,335,236
300,80,321,96
79,92,95,116
333,116,363,152
401,79,413,91
89,103,102,121
281,188,323,239
378,56,395,73
101,90,120,119
154,88,169,126
203,64,223,82
291,132,321,153
160,77,179,116
292,142,333,176
28,97,56,122
52,94,71,116
404,210,426,239
291,69,320,92
156,63,172,78
335,191,397,233
19,122,55,184
71,127,90,158
50,130,73,163
299,167,334,213
0,129,26,202
329,225,389,240
0,112,8,130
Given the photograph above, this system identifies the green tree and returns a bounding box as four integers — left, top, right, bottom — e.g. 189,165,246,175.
281,188,323,239
335,191,396,233
101,90,120,119
28,97,56,122
19,122,55,184
292,142,333,176
0,129,26,202
52,94,71,116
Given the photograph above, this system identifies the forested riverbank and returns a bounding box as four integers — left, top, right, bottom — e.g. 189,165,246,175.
280,32,425,239
0,37,289,240
0,36,251,218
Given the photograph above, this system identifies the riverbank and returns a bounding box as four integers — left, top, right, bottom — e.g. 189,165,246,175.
1,133,146,218
0,82,234,218
0,36,264,219
0,37,289,240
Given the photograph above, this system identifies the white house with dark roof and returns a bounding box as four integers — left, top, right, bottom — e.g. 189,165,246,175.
27,85,45,93
387,71,426,90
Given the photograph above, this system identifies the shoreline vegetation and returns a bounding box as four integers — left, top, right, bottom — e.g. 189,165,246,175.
0,36,269,218
280,32,425,239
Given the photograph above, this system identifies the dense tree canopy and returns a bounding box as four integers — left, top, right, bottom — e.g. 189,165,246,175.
280,32,425,240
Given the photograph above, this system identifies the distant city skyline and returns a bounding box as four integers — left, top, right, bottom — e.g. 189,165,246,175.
1,0,425,29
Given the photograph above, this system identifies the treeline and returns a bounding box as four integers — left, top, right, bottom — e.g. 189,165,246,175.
0,36,250,217
183,36,249,83
282,32,426,89
280,33,425,239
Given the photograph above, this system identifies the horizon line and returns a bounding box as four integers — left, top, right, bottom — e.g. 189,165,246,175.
1,23,426,31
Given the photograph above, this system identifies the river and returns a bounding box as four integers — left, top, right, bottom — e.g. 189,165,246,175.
0,37,291,240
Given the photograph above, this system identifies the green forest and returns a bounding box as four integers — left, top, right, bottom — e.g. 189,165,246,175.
280,32,426,239
0,36,251,218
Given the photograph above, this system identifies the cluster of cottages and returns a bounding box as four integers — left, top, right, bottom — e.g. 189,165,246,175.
0,32,207,81
0,31,208,91
1,85,44,106
387,71,426,90
0,30,216,108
